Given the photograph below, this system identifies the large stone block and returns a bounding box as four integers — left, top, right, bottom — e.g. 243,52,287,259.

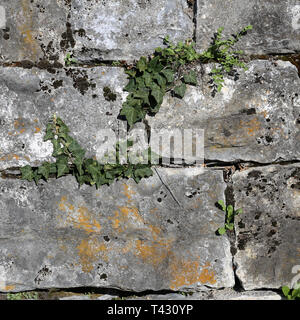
146,60,300,163
70,0,194,61
0,168,234,292
196,0,300,54
233,164,300,290
0,66,127,170
0,0,69,63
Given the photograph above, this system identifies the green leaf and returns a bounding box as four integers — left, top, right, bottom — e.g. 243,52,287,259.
218,227,226,235
33,170,42,185
37,162,51,180
217,200,226,212
225,223,234,231
133,167,153,180
52,139,64,157
124,78,136,92
20,165,34,182
44,123,54,141
56,156,69,178
151,88,164,106
227,205,234,218
183,71,197,86
137,56,147,72
173,83,187,98
87,162,100,182
282,286,290,297
235,208,243,215
160,69,175,83
120,105,139,127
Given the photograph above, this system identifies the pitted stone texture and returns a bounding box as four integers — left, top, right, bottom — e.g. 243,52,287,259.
146,60,300,163
0,168,234,292
0,0,69,63
233,164,300,290
196,0,300,55
0,66,127,170
70,0,194,61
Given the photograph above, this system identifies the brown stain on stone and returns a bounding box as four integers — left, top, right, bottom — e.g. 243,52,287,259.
1,285,16,291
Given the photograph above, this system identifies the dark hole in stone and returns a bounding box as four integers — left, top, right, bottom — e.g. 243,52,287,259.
267,229,276,237
100,273,107,280
103,236,110,242
157,198,162,202
166,219,173,224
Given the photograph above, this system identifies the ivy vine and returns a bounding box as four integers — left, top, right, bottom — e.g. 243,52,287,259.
21,26,252,187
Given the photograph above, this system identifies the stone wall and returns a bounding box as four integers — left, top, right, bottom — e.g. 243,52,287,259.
0,0,299,300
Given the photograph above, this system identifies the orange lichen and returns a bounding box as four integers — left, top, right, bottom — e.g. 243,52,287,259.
135,238,173,267
1,285,16,291
57,197,101,234
18,0,40,59
239,117,261,137
122,184,136,202
77,238,107,273
34,127,41,133
169,259,216,289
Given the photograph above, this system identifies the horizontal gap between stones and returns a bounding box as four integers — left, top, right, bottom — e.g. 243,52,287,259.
1,159,299,179
1,52,300,71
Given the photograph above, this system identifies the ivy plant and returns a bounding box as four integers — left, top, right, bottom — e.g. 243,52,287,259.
216,200,243,235
120,25,252,127
20,115,154,188
282,286,300,300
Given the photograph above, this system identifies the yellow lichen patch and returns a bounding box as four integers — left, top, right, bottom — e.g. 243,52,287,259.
1,285,16,291
57,197,101,234
122,184,136,202
134,238,173,267
169,259,216,289
77,238,107,273
18,0,40,60
239,117,261,137
0,154,21,161
34,127,41,133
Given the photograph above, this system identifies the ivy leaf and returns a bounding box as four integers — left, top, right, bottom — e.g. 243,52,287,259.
133,167,153,181
124,78,136,92
160,69,175,83
143,72,152,87
44,123,54,141
20,165,34,182
87,163,100,182
227,205,234,219
52,139,64,157
56,156,69,178
137,56,147,72
153,73,167,89
173,83,186,98
120,106,139,127
151,88,164,106
235,208,243,215
37,162,51,180
183,71,197,86
33,170,42,185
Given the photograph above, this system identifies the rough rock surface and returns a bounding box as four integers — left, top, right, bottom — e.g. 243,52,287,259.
0,168,234,292
0,66,127,170
233,164,300,290
146,60,300,163
196,0,300,54
0,0,69,64
70,0,194,61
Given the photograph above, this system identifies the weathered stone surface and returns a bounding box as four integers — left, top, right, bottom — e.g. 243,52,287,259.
146,60,300,163
233,164,300,290
196,0,300,54
210,288,282,300
70,0,194,61
0,0,69,63
0,66,127,170
0,168,234,292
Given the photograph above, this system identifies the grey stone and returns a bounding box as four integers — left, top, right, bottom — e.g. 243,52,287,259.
196,0,300,55
0,0,69,64
59,295,91,300
210,288,282,300
146,60,300,163
0,168,234,292
233,164,300,290
70,0,194,61
0,66,127,170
